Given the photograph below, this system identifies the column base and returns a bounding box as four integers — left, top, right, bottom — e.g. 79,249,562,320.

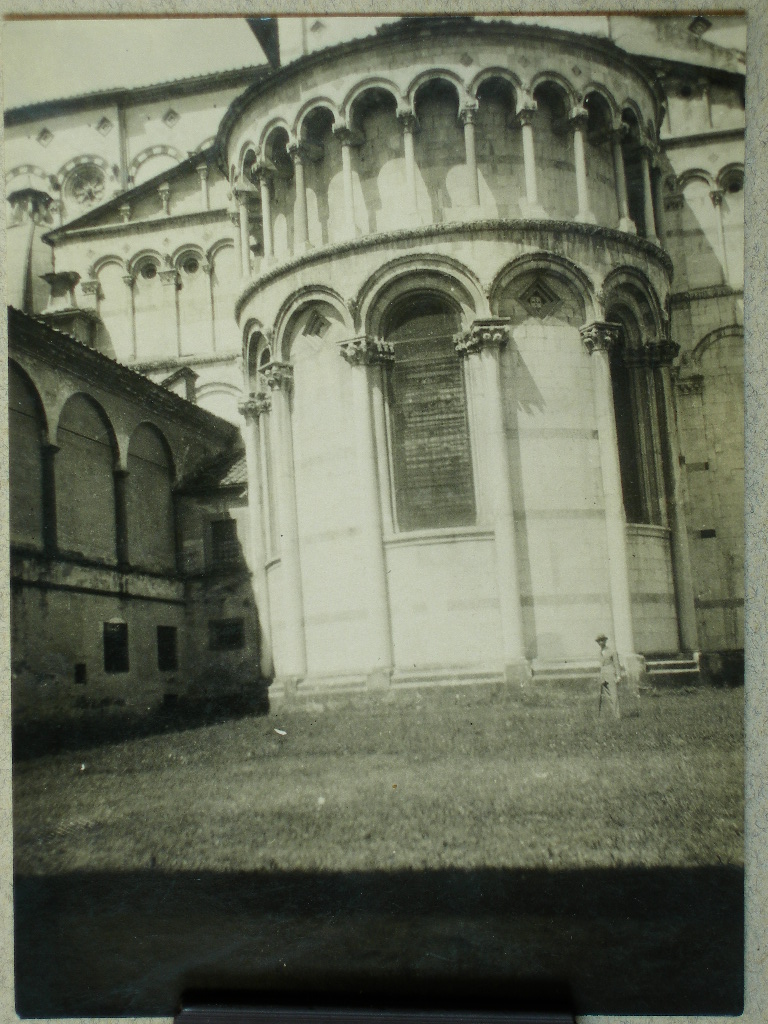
366,667,393,691
519,199,549,220
575,210,597,225
618,217,637,234
274,675,302,698
504,659,533,687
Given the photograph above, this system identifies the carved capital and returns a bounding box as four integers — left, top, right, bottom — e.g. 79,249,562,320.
709,188,725,207
396,109,419,133
288,141,323,165
580,320,622,356
332,123,364,147
122,273,136,290
459,103,479,127
159,268,179,288
515,101,537,128
262,361,294,393
664,194,685,211
339,336,395,366
568,104,589,129
646,339,680,366
610,122,629,144
456,318,510,356
250,160,275,186
80,279,101,299
239,392,272,419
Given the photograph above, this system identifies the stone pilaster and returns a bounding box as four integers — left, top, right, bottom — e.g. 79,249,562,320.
569,105,596,224
397,110,420,219
457,318,530,685
515,100,546,219
288,143,309,251
459,104,480,207
333,124,363,239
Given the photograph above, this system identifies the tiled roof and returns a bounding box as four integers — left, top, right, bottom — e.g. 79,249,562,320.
179,447,248,494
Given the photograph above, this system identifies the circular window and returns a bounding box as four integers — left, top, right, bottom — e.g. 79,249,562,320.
182,257,200,275
725,174,743,194
67,164,106,206
140,263,158,280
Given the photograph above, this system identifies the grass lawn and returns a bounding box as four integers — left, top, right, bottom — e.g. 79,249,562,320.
13,683,744,1016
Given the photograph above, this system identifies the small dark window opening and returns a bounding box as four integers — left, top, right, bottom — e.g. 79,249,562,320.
140,263,157,280
209,618,245,651
611,361,647,524
210,519,241,568
157,625,178,671
103,622,129,673
74,662,87,685
700,528,717,539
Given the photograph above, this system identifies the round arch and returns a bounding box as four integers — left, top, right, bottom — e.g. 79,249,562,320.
489,252,598,319
294,96,340,138
600,266,665,338
357,254,485,338
530,71,578,109
467,66,522,102
258,117,293,158
273,285,351,359
407,68,468,106
9,360,48,548
128,144,185,183
677,167,716,191
342,78,403,122
126,421,176,572
691,324,743,366
127,248,164,277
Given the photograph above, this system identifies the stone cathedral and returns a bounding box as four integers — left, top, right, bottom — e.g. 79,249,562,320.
6,15,745,722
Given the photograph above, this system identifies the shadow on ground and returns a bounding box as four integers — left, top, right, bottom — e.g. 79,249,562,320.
12,685,271,760
15,863,743,1017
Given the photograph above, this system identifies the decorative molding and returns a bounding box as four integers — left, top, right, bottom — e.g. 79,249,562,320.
262,361,294,393
580,320,621,355
339,336,394,366
43,207,232,245
670,284,743,307
456,318,510,356
235,218,674,321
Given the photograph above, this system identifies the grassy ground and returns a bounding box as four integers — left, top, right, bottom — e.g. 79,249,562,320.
12,684,745,1017
14,684,743,875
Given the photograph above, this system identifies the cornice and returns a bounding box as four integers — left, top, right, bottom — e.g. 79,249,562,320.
670,284,743,307
132,353,241,373
660,126,744,151
44,207,230,246
236,218,673,321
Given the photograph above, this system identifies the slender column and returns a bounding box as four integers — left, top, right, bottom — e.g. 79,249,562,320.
611,126,636,233
289,144,309,251
654,344,700,653
263,362,306,681
516,102,546,218
201,259,216,352
709,189,730,286
234,186,253,278
459,104,480,207
122,273,137,361
332,125,361,239
570,105,596,224
253,165,274,261
239,393,275,678
113,468,130,571
457,320,530,685
196,163,210,211
158,263,181,358
41,442,59,557
640,144,659,243
581,322,643,684
339,337,395,686
397,111,420,220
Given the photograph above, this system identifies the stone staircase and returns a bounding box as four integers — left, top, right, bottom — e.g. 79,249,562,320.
644,652,701,687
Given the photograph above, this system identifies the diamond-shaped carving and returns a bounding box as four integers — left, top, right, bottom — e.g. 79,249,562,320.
310,19,325,32
36,127,53,147
304,309,331,337
96,116,113,136
519,277,562,319
162,108,180,128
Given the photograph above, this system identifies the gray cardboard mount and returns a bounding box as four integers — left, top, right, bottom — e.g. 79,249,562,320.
0,1,764,1023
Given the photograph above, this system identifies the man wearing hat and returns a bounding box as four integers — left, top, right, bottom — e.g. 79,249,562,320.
596,633,622,719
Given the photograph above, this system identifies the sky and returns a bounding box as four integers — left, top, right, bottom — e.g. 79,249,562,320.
2,18,267,109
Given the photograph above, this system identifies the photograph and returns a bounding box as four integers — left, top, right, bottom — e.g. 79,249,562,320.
5,11,746,1018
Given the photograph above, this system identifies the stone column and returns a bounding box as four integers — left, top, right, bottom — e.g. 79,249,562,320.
459,104,480,207
263,361,307,682
640,143,660,243
289,144,309,251
570,105,596,224
611,125,636,233
122,273,137,361
457,320,530,685
239,393,275,678
158,262,181,358
516,101,547,219
709,188,730,286
41,442,59,557
113,467,130,571
196,163,210,211
654,343,700,653
333,125,362,239
251,165,274,263
339,336,395,687
581,321,644,685
234,186,253,278
397,111,420,220
201,259,217,352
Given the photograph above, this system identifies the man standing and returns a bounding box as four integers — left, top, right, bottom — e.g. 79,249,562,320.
597,633,622,719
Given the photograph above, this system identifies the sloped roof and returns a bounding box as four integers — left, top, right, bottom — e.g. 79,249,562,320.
178,447,248,495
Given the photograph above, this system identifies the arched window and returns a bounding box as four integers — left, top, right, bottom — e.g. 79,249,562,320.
57,394,117,562
9,362,45,549
127,424,176,572
385,295,475,531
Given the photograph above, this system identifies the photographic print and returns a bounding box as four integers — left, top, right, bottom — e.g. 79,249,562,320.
5,12,745,1018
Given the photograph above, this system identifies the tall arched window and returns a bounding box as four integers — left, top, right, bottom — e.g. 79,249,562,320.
57,394,117,562
385,295,475,531
9,362,45,549
126,424,176,572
